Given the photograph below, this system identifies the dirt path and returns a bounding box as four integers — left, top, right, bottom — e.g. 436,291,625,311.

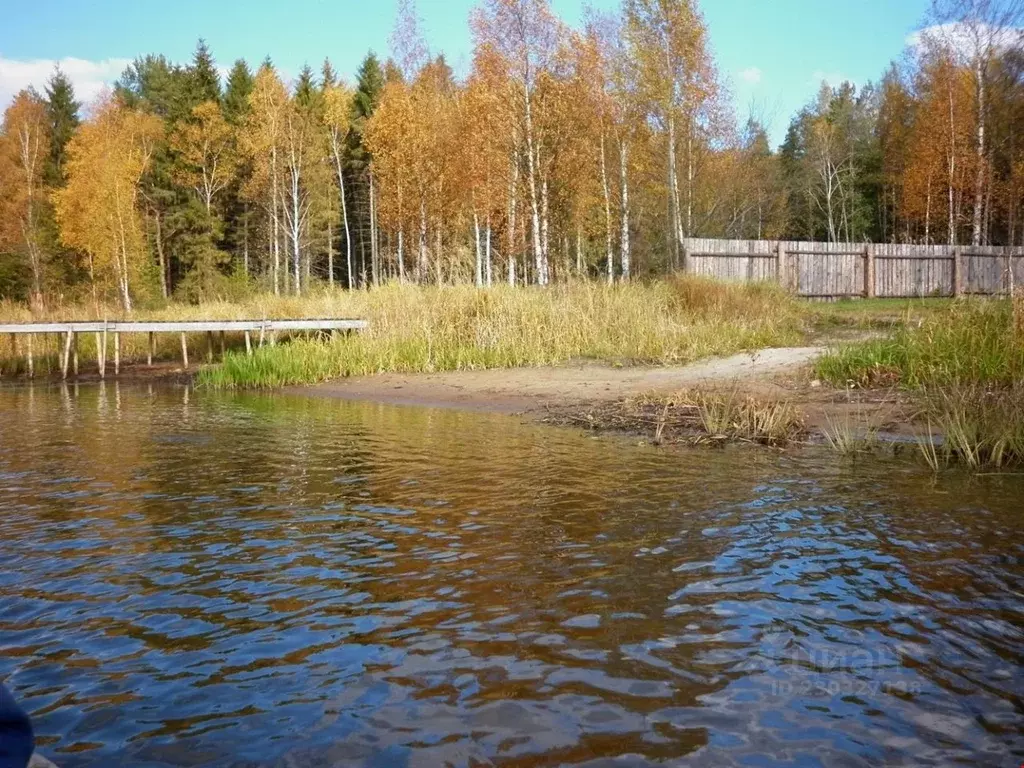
291,346,827,414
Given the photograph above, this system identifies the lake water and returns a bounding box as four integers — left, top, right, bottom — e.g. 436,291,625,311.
0,384,1022,767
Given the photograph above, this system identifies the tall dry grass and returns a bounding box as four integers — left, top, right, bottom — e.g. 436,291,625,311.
0,277,808,384
199,278,807,388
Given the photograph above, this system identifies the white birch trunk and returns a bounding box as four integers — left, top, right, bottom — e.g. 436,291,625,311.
600,133,613,284
619,138,630,280
474,211,483,287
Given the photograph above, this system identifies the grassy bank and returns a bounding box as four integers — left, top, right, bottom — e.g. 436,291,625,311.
197,278,807,388
817,295,1024,467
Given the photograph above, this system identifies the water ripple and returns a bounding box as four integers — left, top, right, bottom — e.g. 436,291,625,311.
0,385,1021,766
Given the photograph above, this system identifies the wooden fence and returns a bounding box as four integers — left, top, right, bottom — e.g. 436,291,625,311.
681,238,1024,299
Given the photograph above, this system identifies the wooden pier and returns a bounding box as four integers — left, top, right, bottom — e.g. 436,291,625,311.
1,319,367,380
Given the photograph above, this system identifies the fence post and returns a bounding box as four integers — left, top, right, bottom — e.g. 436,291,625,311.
952,247,962,298
864,244,875,299
776,241,786,290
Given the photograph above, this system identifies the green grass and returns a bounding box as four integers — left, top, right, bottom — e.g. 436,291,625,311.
817,295,1024,467
816,299,1024,389
196,277,808,389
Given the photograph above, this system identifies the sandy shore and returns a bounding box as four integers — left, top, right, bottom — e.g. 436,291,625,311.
289,347,827,414
292,345,917,444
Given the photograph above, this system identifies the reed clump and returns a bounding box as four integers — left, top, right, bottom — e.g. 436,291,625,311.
558,389,804,447
915,384,1024,468
817,298,1024,467
196,277,807,388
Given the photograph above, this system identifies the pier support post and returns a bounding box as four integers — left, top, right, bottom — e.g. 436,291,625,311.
26,334,33,379
258,325,265,348
114,332,120,375
180,333,189,369
206,331,214,363
62,331,72,379
244,331,252,356
72,333,78,378
148,332,155,367
97,329,107,379
219,331,226,358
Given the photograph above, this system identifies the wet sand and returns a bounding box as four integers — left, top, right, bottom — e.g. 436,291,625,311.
289,347,827,414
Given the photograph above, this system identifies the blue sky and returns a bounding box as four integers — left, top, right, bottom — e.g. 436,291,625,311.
0,0,930,146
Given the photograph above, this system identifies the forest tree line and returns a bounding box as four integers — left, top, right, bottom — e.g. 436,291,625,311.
0,0,1022,310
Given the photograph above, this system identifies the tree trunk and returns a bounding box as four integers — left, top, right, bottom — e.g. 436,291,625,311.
523,81,545,285
600,133,613,284
485,213,492,287
540,175,550,283
370,170,379,287
948,84,957,246
271,145,280,295
154,209,168,298
474,211,483,287
619,138,630,280
508,151,519,286
972,60,985,247
397,226,405,283
331,134,353,290
418,197,428,283
327,218,334,287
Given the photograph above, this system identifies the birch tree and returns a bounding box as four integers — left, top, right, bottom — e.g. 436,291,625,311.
472,0,562,285
0,91,50,308
54,94,162,310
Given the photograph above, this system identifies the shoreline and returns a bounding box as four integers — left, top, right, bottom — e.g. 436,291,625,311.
4,346,919,448
285,347,826,415
287,347,917,446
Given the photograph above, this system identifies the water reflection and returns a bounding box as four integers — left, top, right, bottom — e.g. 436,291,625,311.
0,384,1022,767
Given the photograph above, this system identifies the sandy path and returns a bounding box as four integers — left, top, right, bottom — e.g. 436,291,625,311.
291,347,825,414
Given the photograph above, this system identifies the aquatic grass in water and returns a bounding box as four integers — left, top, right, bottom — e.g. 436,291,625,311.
817,299,1024,468
571,389,805,447
916,384,1024,468
197,278,808,388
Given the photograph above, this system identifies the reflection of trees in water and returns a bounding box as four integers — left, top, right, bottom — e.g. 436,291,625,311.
2,385,1023,765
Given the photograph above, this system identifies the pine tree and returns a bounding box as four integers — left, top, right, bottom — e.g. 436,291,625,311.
44,67,80,186
188,39,222,106
223,59,255,125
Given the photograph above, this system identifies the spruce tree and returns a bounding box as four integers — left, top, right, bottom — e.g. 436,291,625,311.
294,64,317,109
188,39,222,107
321,59,337,90
44,67,80,186
352,53,384,130
223,59,254,125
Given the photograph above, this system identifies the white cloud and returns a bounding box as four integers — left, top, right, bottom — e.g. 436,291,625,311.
907,22,1024,56
739,67,762,85
0,55,132,112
